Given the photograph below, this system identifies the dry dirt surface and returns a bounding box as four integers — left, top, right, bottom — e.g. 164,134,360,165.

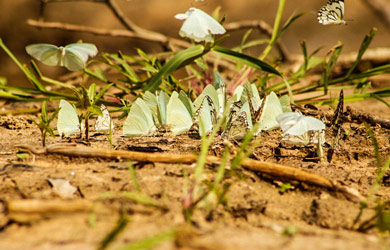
0,101,389,250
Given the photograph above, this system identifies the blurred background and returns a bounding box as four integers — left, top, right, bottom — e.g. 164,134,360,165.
0,0,389,87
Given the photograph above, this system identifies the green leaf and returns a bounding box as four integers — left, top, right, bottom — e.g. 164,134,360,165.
118,230,176,250
320,42,343,94
274,12,305,43
117,51,141,82
212,46,281,76
95,83,113,104
0,38,46,92
41,101,48,122
300,40,308,72
346,28,377,78
98,214,129,250
94,68,107,82
88,83,97,105
88,104,102,116
144,45,206,92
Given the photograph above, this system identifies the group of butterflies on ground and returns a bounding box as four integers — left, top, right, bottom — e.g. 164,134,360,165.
57,77,328,148
27,0,346,148
25,0,346,72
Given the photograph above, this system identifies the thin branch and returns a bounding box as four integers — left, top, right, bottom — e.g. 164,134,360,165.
41,0,174,46
17,144,364,202
347,106,390,129
225,20,291,62
26,19,189,48
26,19,237,73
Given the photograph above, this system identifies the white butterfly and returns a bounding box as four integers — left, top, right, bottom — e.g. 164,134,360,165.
95,104,114,132
57,99,83,137
317,0,346,25
277,112,325,145
25,43,98,71
175,8,226,42
123,98,156,137
166,91,193,135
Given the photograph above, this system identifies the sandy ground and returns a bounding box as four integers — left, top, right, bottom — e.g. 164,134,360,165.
0,98,389,250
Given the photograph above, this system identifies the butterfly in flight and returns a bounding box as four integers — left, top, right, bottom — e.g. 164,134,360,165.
317,0,346,25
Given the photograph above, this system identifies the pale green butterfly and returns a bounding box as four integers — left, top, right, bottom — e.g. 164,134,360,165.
279,95,293,113
178,90,194,118
95,104,114,132
175,8,226,43
193,85,219,123
232,85,244,102
237,101,253,129
143,91,169,128
257,91,283,132
193,96,214,137
166,91,193,135
25,43,98,71
213,71,226,115
123,98,156,137
57,99,83,137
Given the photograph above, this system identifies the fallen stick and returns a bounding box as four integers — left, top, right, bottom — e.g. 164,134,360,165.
16,144,364,202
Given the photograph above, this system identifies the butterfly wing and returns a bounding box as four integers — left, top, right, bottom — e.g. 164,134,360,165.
157,91,169,125
279,95,292,113
258,92,283,131
283,116,325,136
227,111,250,140
318,0,345,25
193,96,214,136
192,8,226,35
63,43,98,71
179,90,194,118
167,91,193,135
143,91,159,125
277,112,302,132
66,43,98,58
25,44,62,66
95,104,114,132
123,98,156,137
179,8,225,42
57,100,81,137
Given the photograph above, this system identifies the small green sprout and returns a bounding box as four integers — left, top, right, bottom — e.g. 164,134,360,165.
33,101,60,147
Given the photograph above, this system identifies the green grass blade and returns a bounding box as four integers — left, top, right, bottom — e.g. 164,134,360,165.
118,230,177,250
321,42,343,95
345,28,377,78
274,12,305,44
0,38,46,92
260,0,285,60
212,46,281,76
301,40,308,72
98,214,129,250
144,45,205,92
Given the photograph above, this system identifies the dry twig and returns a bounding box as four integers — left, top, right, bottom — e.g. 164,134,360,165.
16,144,364,202
346,106,390,129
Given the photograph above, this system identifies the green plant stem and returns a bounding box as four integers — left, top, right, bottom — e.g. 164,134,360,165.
260,0,285,60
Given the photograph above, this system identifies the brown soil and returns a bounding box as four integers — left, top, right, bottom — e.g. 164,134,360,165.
0,101,390,250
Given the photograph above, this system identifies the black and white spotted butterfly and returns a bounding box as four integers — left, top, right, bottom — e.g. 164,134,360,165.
317,0,346,25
